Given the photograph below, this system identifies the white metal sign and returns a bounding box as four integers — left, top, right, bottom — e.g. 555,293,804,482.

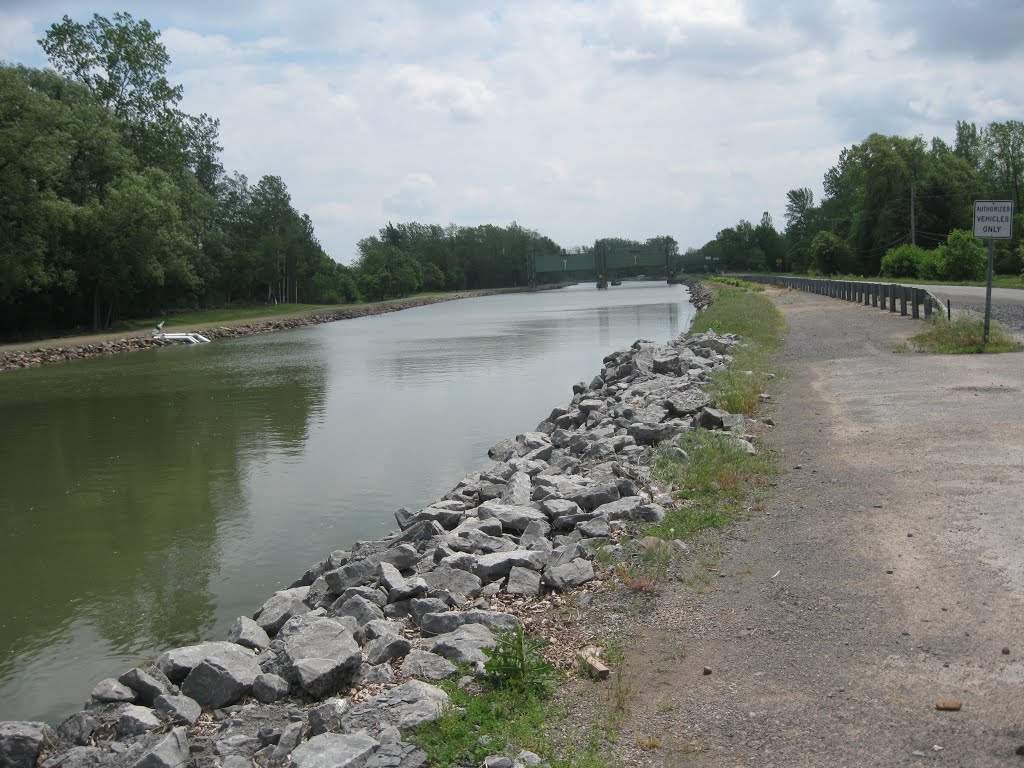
973,200,1013,239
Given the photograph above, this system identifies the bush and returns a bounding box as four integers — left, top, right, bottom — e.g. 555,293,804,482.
881,244,928,278
936,229,986,281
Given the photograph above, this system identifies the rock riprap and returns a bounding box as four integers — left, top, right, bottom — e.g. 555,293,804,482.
2,326,752,768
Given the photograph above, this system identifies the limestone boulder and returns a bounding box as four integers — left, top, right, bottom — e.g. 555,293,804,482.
0,721,57,768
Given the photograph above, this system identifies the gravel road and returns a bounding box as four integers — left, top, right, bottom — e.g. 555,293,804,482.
568,289,1024,767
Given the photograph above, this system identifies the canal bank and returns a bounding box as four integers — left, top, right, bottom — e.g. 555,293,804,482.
0,281,743,768
0,289,545,373
0,282,696,729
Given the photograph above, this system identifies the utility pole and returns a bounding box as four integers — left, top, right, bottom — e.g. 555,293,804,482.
910,186,917,246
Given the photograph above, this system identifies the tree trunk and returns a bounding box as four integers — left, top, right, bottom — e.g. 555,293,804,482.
92,287,101,330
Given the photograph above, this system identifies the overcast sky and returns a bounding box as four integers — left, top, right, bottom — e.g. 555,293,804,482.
2,1,1022,264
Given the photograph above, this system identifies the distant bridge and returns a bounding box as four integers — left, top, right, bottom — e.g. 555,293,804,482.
532,243,679,287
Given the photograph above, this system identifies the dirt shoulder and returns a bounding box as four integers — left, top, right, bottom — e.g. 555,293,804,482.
568,288,1024,766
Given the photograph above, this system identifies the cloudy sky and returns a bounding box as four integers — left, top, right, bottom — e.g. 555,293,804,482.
2,1,1022,264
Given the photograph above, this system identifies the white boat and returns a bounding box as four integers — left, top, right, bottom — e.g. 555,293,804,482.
152,321,210,344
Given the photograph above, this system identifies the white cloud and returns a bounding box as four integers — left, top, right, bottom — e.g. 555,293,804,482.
1,0,1022,264
391,65,496,121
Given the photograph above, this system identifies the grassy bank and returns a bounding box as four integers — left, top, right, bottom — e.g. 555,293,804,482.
651,281,785,541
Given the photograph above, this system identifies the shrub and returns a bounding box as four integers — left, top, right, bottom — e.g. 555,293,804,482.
881,244,927,278
914,247,943,280
936,229,986,281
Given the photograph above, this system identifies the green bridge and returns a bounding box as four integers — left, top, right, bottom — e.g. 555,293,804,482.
532,242,681,287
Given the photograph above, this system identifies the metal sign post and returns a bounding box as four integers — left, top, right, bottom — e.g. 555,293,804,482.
973,200,1013,344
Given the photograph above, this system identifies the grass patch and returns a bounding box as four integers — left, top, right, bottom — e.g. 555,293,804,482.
910,314,1022,354
706,276,765,291
119,303,336,330
649,430,778,541
690,283,786,415
615,539,673,592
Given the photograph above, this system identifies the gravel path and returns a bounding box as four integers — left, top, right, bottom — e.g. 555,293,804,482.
564,290,1024,766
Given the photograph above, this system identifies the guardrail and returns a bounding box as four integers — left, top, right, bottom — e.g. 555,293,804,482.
734,275,943,321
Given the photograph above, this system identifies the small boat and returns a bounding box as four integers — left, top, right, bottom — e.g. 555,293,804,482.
610,280,622,286
153,321,210,344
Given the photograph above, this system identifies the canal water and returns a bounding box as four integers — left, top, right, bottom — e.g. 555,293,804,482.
0,282,694,724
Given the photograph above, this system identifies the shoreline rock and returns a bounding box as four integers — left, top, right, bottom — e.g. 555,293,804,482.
1,285,758,768
0,289,527,373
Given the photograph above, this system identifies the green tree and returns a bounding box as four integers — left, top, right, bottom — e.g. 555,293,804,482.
808,231,849,275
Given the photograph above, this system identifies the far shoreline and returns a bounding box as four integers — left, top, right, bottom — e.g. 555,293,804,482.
0,285,575,373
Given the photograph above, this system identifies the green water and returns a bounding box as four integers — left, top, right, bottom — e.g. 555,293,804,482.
0,282,693,723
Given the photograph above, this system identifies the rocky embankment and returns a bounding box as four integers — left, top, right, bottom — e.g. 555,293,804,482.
0,310,752,768
0,293,506,372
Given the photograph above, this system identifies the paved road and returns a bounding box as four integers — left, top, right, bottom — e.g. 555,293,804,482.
604,289,1024,766
910,283,1024,334
911,282,1024,306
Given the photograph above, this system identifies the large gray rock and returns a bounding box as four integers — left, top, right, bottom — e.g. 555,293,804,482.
429,624,495,665
181,656,256,710
118,667,173,707
271,721,305,764
400,650,458,681
377,543,420,571
387,576,428,603
131,727,189,768
577,517,611,538
281,617,362,698
341,681,450,732
563,482,620,511
252,672,290,703
308,698,351,736
155,641,260,684
543,558,596,591
153,693,202,725
117,705,162,737
697,407,727,430
591,496,644,521
0,721,57,768
228,615,271,650
506,566,542,597
331,594,385,626
663,391,709,416
255,587,310,634
56,713,97,746
90,677,136,704
364,634,412,665
323,559,379,594
476,502,548,534
499,472,533,506
409,597,450,625
473,550,545,583
627,420,687,445
448,528,517,555
353,662,395,687
395,506,463,531
422,566,482,599
419,610,519,637
40,745,106,768
291,731,379,768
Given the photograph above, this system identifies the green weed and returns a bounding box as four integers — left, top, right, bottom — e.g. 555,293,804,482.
911,314,1022,354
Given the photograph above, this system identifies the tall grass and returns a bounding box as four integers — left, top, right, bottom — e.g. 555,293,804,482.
650,431,778,540
911,314,1022,354
690,284,787,415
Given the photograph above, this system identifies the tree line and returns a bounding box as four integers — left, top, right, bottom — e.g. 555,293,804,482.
0,13,575,339
685,121,1024,279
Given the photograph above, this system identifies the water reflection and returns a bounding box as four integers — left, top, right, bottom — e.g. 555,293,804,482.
0,342,326,722
0,281,691,724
